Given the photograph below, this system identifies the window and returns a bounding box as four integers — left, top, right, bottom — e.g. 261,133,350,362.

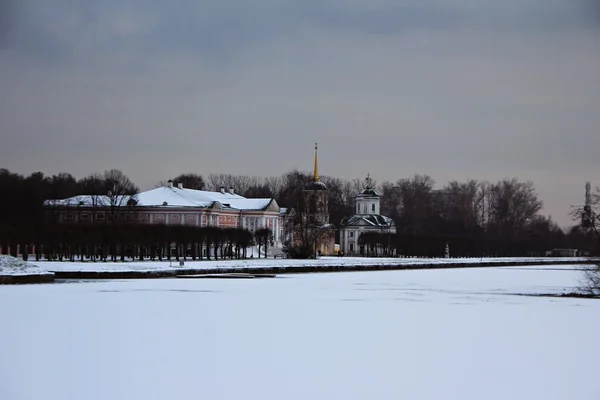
372,204,375,212
80,214,90,220
350,232,354,238
350,244,354,252
64,214,74,221
96,214,106,220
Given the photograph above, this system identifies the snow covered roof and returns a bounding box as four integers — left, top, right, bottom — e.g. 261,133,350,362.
307,181,328,191
44,195,130,208
343,214,395,228
45,186,278,212
358,188,379,197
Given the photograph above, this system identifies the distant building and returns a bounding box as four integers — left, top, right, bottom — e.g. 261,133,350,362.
339,174,396,256
548,248,579,257
300,143,336,256
45,182,288,248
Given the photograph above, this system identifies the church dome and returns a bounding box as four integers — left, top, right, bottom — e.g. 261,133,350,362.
357,174,378,197
359,188,378,197
343,214,394,227
308,181,328,191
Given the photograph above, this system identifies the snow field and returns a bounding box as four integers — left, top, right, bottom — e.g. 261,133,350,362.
0,265,598,400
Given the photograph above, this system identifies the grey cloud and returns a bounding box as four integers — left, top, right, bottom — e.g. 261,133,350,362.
3,0,598,63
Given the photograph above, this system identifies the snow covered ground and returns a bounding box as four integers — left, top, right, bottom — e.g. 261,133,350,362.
36,255,589,273
0,255,53,276
0,265,598,400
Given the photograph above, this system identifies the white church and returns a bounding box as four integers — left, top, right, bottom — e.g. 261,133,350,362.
339,174,396,256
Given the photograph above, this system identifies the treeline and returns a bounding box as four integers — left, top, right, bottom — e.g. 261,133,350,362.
0,168,139,229
1,168,596,258
1,221,276,262
357,230,574,258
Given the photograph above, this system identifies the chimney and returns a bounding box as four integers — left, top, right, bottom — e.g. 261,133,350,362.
229,187,234,195
167,180,173,188
220,186,225,194
178,182,183,189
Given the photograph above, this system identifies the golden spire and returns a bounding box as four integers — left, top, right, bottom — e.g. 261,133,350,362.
313,142,320,182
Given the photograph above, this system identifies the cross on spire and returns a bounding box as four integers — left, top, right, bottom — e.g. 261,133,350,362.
365,173,373,189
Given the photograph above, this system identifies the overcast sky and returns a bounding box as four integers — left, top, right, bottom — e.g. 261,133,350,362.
1,1,599,226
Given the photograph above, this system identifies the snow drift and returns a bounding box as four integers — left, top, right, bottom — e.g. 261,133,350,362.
0,255,54,282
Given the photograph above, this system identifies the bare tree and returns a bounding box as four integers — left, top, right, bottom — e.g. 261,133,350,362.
570,182,600,296
206,173,260,194
285,213,333,258
487,178,543,239
442,180,480,232
475,181,492,229
350,178,366,195
243,184,274,198
172,173,206,190
276,170,313,208
571,182,600,244
340,179,359,206
206,173,224,191
255,228,273,258
233,175,261,195
396,174,435,235
102,169,139,223
378,181,401,221
244,176,284,198
78,173,107,223
264,176,283,197
580,268,600,296
321,176,354,226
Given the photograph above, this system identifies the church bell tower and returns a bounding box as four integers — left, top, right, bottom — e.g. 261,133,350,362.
302,143,329,226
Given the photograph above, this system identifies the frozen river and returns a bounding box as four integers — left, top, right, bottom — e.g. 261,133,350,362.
1,265,598,400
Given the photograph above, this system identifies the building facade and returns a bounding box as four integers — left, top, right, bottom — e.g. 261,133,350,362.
45,181,288,248
339,174,396,256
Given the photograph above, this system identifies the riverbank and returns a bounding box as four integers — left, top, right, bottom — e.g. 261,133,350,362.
35,256,600,280
0,255,55,284
2,256,596,283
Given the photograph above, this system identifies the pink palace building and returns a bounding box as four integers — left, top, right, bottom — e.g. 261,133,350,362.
46,181,291,249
